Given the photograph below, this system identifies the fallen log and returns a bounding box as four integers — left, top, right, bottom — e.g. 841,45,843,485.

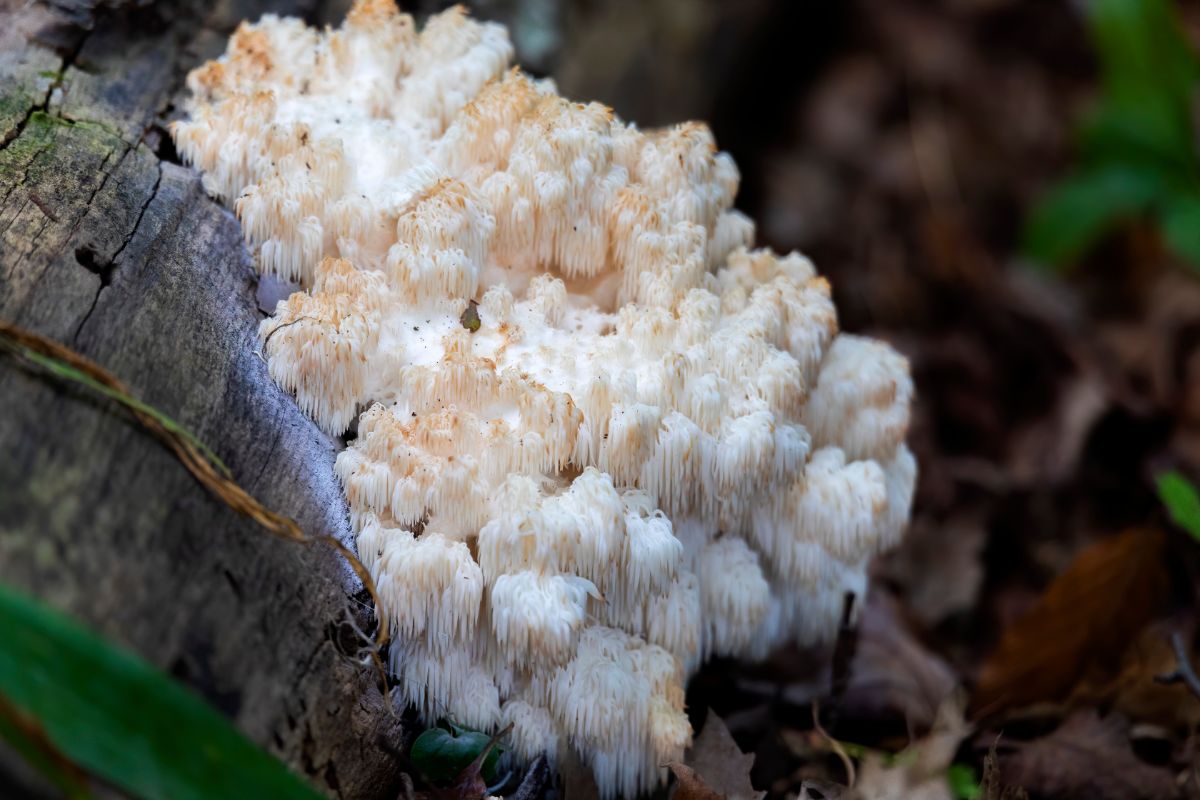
0,1,406,796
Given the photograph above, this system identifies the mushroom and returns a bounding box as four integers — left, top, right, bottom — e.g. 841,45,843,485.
172,2,918,796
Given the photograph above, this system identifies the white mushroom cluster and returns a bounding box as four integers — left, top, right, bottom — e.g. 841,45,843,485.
174,2,916,796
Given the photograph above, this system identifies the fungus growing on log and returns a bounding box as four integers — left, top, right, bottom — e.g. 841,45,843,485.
173,2,916,795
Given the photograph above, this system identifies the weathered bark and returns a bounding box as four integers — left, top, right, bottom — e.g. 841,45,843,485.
0,1,407,796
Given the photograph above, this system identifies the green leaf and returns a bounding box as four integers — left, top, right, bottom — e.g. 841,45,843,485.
946,763,982,800
410,723,503,784
0,693,92,799
1080,97,1197,178
1157,470,1200,542
1089,0,1198,109
1027,0,1200,270
1023,166,1163,267
0,584,324,800
1160,192,1200,268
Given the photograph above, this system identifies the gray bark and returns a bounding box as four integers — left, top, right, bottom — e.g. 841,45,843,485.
0,1,406,796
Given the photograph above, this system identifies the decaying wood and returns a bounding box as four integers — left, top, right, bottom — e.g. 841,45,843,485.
0,0,407,796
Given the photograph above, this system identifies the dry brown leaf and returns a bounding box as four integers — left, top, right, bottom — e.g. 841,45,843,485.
880,511,987,628
979,741,1028,800
854,759,953,800
993,711,1180,800
668,763,725,800
841,590,958,732
1081,621,1200,729
1005,369,1108,487
1098,270,1200,415
972,529,1170,717
679,709,765,800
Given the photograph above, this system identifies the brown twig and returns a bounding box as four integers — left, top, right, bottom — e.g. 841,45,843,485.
0,321,390,693
259,315,317,354
811,698,856,789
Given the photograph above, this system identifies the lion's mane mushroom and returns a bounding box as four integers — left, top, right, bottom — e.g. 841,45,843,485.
173,2,917,796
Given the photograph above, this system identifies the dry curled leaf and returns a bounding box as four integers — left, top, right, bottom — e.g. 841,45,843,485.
668,763,724,800
993,711,1179,800
973,528,1170,717
854,759,953,800
673,710,765,800
842,591,958,733
979,741,1028,800
1094,622,1200,729
881,513,987,628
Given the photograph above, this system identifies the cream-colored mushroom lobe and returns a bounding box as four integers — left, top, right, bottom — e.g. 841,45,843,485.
172,2,916,796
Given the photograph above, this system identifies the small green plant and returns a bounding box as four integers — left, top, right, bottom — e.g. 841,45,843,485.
410,720,505,784
947,763,983,800
1157,469,1200,541
1024,0,1200,268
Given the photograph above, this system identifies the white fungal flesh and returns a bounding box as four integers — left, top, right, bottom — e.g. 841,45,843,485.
173,2,917,796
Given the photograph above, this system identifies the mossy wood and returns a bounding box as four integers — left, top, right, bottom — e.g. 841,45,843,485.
0,1,406,796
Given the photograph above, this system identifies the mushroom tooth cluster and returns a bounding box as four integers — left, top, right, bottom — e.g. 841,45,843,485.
173,2,918,797
533,626,691,796
259,258,397,433
803,334,914,462
696,536,772,658
362,521,484,646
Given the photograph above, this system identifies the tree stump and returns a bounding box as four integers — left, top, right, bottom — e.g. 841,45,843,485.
0,1,406,796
